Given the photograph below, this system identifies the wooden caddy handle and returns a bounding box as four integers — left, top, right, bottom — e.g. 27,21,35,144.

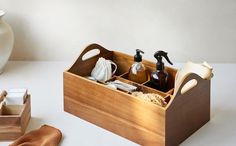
67,43,113,75
173,73,203,97
78,43,111,62
0,90,7,102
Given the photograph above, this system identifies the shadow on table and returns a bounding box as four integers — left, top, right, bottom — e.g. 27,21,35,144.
26,116,45,132
181,107,236,145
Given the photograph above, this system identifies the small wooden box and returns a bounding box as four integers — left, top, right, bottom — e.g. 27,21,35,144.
0,95,31,140
64,44,210,146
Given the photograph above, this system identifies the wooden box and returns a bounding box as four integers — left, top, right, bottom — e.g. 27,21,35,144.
0,92,31,140
64,44,210,146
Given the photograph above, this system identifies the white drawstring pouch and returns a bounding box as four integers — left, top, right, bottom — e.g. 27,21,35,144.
91,57,117,82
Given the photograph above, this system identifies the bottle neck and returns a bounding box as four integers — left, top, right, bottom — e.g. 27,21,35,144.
134,61,143,66
156,62,164,71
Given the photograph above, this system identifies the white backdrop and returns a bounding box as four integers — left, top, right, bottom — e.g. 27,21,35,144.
1,0,235,63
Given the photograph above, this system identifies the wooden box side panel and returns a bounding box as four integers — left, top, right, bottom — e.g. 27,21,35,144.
64,72,166,143
0,127,22,141
64,96,165,146
20,95,31,133
166,78,210,146
0,115,20,126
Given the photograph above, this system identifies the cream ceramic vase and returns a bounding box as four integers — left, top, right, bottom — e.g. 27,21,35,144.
0,10,14,74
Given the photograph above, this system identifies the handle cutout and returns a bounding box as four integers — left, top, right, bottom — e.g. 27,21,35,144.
181,79,197,95
110,61,117,75
82,49,100,61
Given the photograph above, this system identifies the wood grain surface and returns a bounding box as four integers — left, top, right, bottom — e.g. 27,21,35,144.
64,44,211,146
0,95,31,140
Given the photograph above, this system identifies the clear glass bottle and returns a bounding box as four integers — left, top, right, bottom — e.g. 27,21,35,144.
128,49,148,84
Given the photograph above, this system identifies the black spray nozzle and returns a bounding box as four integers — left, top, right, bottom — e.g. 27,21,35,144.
134,49,144,62
154,50,173,70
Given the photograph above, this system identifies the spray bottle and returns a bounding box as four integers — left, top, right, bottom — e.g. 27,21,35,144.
150,50,173,92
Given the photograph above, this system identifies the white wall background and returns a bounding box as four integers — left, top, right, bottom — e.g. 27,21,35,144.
1,0,236,63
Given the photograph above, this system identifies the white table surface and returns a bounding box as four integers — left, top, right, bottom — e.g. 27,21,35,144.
0,61,235,146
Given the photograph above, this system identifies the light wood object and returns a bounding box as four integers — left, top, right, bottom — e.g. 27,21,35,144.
0,91,31,141
64,44,210,146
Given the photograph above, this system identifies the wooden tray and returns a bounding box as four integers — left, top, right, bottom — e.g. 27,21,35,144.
0,92,31,140
63,44,210,146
